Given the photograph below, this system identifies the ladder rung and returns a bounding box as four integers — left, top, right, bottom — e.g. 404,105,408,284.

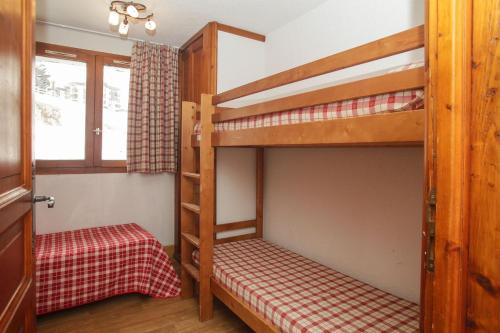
182,172,200,180
182,232,200,248
182,263,200,282
181,202,200,214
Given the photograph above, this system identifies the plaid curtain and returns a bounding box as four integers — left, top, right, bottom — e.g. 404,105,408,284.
127,42,179,173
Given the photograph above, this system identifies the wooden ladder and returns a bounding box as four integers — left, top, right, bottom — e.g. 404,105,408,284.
180,96,215,321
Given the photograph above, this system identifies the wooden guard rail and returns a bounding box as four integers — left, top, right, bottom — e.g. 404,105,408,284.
212,25,424,105
212,67,424,122
214,220,257,233
214,220,258,245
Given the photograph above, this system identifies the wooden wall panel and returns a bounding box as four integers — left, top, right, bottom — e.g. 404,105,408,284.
466,0,500,331
192,38,204,104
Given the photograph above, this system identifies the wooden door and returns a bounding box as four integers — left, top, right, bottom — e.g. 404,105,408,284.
0,0,36,332
425,0,500,332
180,22,217,104
181,36,205,104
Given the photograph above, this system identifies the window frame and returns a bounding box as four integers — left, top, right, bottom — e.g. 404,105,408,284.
35,42,131,174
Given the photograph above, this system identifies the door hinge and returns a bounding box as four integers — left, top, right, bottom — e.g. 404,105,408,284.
426,188,437,272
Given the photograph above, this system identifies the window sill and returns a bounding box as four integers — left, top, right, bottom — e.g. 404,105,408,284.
36,166,127,175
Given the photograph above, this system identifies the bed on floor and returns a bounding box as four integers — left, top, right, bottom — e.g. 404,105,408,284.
36,223,180,315
194,239,419,333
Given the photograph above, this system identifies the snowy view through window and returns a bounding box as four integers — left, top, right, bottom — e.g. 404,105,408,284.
34,57,130,161
102,65,130,160
34,56,86,160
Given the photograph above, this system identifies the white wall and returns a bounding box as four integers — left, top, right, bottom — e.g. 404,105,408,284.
36,23,134,56
215,0,424,303
35,173,175,245
34,23,175,245
215,32,265,237
264,148,423,302
216,149,256,238
264,0,424,97
217,31,266,94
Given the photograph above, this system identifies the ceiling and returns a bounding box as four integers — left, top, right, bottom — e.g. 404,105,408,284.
37,0,328,47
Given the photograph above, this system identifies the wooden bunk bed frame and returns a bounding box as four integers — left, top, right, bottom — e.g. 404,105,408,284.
180,24,426,332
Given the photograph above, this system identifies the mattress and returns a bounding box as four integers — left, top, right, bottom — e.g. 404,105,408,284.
193,64,424,141
36,223,181,315
193,239,419,333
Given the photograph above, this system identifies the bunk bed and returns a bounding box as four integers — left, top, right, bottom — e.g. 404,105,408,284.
180,24,425,332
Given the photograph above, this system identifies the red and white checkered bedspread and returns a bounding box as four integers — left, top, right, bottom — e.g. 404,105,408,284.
36,223,180,315
194,239,419,333
194,64,424,140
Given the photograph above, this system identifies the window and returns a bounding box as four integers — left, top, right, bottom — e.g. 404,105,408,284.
34,43,131,173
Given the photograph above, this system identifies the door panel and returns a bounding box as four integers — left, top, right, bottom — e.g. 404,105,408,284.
0,220,25,311
191,37,204,104
0,0,23,194
0,0,35,332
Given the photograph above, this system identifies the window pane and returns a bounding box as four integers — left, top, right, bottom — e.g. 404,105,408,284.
34,56,87,160
102,65,130,160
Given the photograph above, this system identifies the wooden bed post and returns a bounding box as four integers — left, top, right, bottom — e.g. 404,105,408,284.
180,101,197,298
256,148,264,238
199,94,215,321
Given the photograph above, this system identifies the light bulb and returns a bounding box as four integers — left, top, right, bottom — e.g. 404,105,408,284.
145,19,156,31
119,19,129,36
108,11,120,26
126,4,139,18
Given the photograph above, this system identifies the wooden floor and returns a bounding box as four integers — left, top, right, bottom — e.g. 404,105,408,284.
37,294,252,333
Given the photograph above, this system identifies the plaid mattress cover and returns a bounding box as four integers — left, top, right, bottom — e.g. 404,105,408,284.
36,223,180,315
194,239,419,333
193,64,424,140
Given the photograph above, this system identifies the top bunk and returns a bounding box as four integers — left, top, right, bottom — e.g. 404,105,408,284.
194,25,425,147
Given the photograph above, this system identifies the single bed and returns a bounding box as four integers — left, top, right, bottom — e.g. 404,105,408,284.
193,238,419,333
36,223,181,315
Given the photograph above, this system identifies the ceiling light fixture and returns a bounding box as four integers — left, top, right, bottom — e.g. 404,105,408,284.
108,10,120,26
126,4,139,18
119,17,130,36
144,18,156,31
108,1,156,37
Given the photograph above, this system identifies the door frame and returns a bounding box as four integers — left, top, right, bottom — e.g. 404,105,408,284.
423,0,472,332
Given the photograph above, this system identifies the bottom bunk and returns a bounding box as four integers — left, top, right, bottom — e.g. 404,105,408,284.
193,238,419,333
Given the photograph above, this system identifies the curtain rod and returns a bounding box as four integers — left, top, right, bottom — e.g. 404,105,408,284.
37,20,177,47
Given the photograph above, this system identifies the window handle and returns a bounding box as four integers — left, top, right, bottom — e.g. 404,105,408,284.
92,128,102,136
